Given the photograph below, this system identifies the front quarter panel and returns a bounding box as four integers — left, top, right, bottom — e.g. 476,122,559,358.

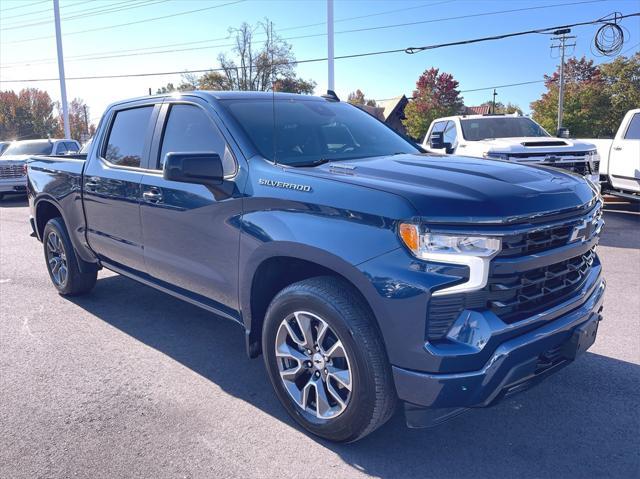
238,158,418,335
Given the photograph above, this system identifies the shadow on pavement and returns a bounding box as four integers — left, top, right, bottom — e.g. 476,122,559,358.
600,201,640,249
0,195,28,208
71,273,640,478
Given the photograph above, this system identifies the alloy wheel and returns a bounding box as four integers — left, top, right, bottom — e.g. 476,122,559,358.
275,311,353,420
46,231,68,287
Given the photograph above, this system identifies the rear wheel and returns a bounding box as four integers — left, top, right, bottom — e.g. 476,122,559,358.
43,217,97,296
262,276,396,442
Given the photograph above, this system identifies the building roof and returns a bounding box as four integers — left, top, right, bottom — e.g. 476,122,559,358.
465,105,491,115
377,95,408,120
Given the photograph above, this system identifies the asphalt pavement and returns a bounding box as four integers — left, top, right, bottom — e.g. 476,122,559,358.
1,196,638,479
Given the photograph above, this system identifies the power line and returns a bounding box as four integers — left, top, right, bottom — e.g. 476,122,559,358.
0,0,48,14
0,0,99,22
1,0,171,31
0,0,611,68
2,0,246,44
2,11,637,84
0,1,453,67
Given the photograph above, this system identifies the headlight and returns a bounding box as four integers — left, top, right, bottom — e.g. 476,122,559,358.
483,151,509,161
399,224,502,296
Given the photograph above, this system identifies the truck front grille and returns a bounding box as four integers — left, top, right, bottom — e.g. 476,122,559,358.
499,205,602,257
487,248,595,322
427,249,597,340
0,164,25,179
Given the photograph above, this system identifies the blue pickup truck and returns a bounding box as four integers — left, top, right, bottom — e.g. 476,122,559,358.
27,91,605,442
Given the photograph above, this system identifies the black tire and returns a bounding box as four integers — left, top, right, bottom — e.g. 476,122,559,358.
43,217,97,296
262,276,396,442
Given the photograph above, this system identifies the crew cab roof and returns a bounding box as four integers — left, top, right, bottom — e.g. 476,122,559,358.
104,90,328,110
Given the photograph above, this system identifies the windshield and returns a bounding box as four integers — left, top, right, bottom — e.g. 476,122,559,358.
3,140,53,156
221,98,419,166
460,117,550,141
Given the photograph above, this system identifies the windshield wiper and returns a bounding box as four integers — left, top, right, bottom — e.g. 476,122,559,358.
290,158,333,168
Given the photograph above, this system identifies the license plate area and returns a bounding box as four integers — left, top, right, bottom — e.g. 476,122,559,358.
561,316,599,360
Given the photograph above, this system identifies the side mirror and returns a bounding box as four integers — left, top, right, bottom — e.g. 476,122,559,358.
557,127,570,138
163,152,224,186
429,131,445,149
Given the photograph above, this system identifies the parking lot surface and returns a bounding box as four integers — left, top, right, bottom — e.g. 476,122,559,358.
1,197,638,479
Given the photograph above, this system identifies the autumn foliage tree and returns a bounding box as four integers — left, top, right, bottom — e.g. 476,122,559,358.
0,88,59,140
55,98,95,141
403,68,464,140
347,89,376,107
531,57,611,137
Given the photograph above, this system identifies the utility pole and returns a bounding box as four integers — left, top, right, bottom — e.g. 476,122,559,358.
53,0,70,139
491,88,498,114
327,0,334,91
550,28,576,133
82,104,89,138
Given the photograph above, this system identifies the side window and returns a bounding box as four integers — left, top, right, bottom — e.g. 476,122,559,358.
443,121,458,145
66,141,79,153
624,113,640,140
431,121,447,135
158,104,235,175
55,142,68,155
103,106,153,167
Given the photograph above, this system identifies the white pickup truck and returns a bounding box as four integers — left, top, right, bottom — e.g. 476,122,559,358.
422,114,600,184
585,109,640,200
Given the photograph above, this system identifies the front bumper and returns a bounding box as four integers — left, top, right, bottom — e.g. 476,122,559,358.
393,277,605,413
0,177,27,193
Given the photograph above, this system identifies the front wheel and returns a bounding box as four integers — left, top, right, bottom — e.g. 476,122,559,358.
262,276,396,442
43,217,97,296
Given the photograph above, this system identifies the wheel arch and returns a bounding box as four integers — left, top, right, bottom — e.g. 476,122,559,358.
241,243,387,359
34,196,99,273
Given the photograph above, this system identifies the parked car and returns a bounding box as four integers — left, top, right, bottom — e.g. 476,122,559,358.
0,139,80,200
0,141,10,156
27,92,605,442
585,109,640,200
422,114,600,184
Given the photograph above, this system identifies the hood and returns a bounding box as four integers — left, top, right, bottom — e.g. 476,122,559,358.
477,137,597,154
296,154,596,224
0,155,30,163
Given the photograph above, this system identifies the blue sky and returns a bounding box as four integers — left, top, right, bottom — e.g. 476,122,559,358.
1,0,639,124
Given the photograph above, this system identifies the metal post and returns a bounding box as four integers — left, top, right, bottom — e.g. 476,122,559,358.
53,0,70,139
492,89,498,114
327,0,334,91
551,29,575,133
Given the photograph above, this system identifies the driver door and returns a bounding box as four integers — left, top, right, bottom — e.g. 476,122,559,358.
139,99,243,315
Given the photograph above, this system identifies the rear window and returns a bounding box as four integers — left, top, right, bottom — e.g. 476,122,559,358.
3,140,52,156
103,107,153,167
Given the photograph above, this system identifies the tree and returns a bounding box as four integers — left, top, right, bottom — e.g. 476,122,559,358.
402,68,464,140
55,98,95,141
217,20,314,92
0,88,59,140
273,76,316,94
600,52,640,136
479,101,523,115
530,56,611,137
347,89,376,107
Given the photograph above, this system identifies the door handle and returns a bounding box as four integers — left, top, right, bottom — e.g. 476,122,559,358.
142,188,163,203
613,146,623,151
84,177,100,190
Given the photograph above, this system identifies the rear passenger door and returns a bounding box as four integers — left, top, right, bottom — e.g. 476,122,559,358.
83,101,160,274
138,98,243,316
610,112,640,192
